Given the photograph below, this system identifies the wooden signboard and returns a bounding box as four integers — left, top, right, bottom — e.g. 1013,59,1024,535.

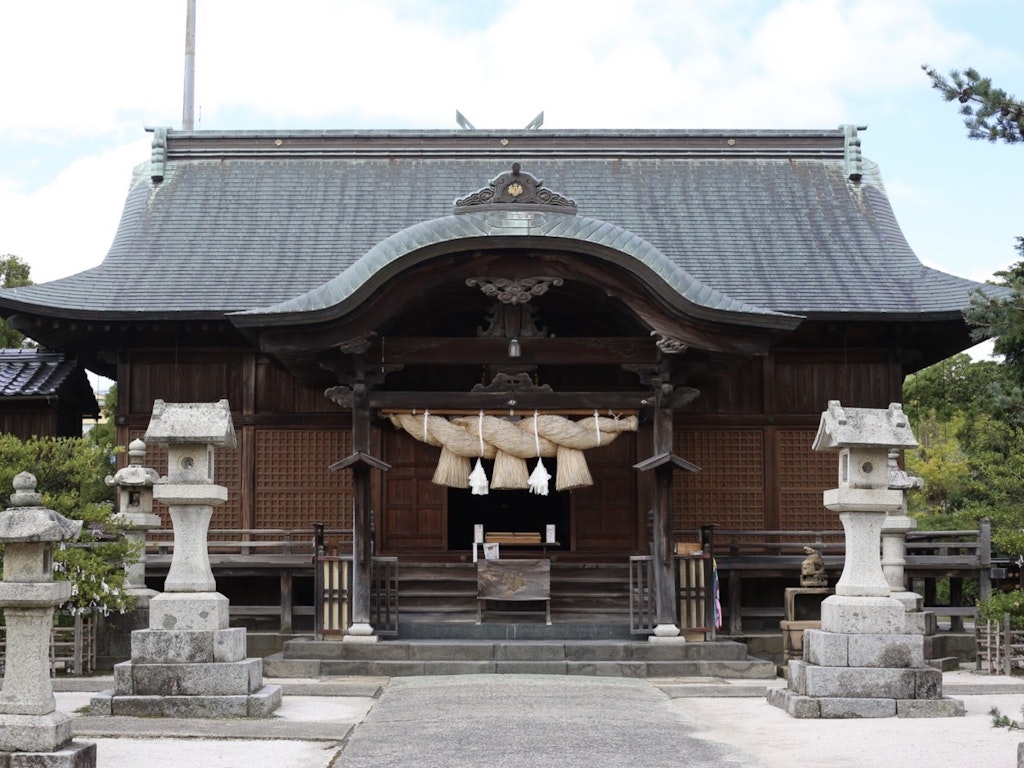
476,559,551,625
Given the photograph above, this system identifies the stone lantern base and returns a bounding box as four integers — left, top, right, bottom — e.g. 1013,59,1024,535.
768,596,964,718
89,595,281,718
0,739,96,768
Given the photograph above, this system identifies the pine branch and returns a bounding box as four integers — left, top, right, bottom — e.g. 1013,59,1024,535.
991,705,1024,730
923,65,1024,144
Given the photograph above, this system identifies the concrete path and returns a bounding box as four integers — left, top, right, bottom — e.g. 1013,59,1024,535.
47,670,1024,767
334,675,749,767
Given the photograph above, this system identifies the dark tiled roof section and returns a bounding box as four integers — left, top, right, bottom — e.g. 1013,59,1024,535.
0,349,78,397
0,130,993,319
235,211,797,328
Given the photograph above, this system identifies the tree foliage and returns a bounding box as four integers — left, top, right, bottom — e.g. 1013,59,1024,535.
903,354,1024,556
966,239,1024,385
0,254,33,348
923,65,1024,144
0,434,138,615
84,384,118,450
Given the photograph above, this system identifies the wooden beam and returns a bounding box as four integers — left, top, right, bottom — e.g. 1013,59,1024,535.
378,337,660,365
326,387,658,411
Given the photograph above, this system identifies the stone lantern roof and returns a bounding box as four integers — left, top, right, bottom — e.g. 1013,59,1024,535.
0,472,82,543
144,399,236,448
105,439,161,488
812,401,917,452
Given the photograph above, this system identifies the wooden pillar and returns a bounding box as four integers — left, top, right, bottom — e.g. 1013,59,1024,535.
350,386,373,628
651,388,679,629
979,518,992,601
325,379,390,642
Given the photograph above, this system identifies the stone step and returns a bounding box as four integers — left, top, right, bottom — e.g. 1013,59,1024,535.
269,636,774,679
926,656,961,672
397,620,634,641
311,658,777,677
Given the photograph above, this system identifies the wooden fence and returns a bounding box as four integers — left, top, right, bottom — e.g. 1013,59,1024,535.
146,527,349,631
681,525,991,634
977,616,1024,675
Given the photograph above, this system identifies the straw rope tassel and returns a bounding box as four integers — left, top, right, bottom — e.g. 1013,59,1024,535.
468,411,490,495
419,409,465,489
528,411,551,496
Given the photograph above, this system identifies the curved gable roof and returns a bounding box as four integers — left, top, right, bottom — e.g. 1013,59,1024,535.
0,129,996,328
231,210,798,330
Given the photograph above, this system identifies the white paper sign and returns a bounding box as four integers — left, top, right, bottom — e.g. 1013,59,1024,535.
483,542,501,560
546,524,556,543
474,524,484,543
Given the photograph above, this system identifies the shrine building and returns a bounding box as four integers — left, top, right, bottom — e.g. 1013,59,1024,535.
0,126,993,639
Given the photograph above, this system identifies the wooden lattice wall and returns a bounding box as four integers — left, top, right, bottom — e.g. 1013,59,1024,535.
672,429,765,530
254,428,353,529
777,428,837,530
671,427,838,532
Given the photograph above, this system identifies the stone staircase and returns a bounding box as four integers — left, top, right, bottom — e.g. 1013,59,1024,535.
263,559,776,679
265,635,776,678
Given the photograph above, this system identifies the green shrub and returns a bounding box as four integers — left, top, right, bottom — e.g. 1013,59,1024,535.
0,434,140,616
977,589,1024,629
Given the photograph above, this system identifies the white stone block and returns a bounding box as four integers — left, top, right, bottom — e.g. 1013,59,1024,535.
824,487,904,514
787,660,808,695
0,581,71,607
819,697,897,718
804,629,849,667
154,485,229,506
846,634,924,668
821,596,905,634
149,592,228,631
0,710,73,752
803,666,917,699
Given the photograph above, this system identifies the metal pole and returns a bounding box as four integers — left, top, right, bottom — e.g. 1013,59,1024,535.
182,0,196,130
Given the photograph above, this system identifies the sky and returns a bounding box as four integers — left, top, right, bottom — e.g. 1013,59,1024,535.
0,0,1021,361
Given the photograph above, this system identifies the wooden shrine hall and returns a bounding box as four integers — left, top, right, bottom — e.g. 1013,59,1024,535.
0,126,997,643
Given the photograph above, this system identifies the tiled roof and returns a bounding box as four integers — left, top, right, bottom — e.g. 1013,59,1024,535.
0,349,79,397
0,129,994,323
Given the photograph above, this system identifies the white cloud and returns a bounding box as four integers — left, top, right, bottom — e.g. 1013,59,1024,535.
0,138,150,283
0,0,1021,286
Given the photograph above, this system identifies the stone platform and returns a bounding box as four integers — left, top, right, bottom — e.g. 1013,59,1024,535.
767,627,966,719
267,633,777,679
89,626,281,718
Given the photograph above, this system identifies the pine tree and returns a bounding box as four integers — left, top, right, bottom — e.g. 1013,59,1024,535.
0,254,33,348
923,65,1024,144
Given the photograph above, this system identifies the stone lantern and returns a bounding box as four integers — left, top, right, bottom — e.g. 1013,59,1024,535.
0,472,95,765
106,438,161,602
817,402,913,612
769,401,963,719
91,400,281,718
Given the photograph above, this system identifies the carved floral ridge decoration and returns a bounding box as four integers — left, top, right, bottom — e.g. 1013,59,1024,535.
454,163,577,213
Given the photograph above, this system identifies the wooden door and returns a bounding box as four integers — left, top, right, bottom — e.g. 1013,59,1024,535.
572,436,639,553
380,430,446,553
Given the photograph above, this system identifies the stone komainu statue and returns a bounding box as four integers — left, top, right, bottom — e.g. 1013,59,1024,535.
800,546,827,587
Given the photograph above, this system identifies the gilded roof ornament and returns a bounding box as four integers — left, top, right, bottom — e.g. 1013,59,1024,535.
454,163,577,213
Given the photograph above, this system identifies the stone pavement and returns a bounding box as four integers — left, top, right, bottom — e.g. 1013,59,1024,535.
40,670,1024,767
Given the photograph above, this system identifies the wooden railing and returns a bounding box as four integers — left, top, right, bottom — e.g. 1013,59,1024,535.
146,527,352,557
977,617,1024,675
145,527,351,632
312,554,399,639
628,556,656,635
678,526,992,634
